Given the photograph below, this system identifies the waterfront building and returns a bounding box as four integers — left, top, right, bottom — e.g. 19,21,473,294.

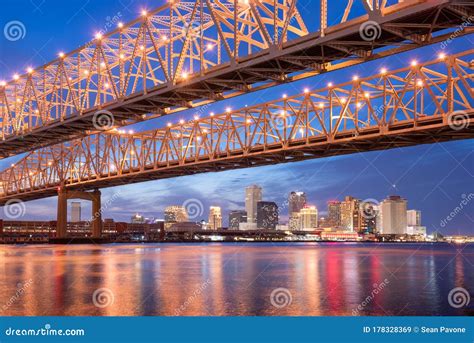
245,185,262,223
131,213,145,224
406,209,426,236
208,206,222,230
327,200,341,228
288,215,300,231
407,210,421,226
340,196,361,232
229,211,247,230
298,206,318,230
71,202,81,222
257,201,279,230
379,196,408,235
289,191,306,216
164,206,189,230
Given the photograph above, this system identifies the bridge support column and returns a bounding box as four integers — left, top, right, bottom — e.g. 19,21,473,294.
91,190,102,238
57,187,68,238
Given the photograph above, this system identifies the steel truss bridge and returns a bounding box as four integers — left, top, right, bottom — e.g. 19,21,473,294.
1,49,473,205
0,0,473,158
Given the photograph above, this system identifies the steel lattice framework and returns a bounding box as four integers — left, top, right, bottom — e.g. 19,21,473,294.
0,0,472,158
1,49,472,204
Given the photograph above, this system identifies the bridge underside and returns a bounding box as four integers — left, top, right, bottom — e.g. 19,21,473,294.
1,1,473,158
1,115,472,206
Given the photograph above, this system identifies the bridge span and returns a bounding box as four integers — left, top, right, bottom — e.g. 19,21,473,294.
0,0,472,158
0,49,472,210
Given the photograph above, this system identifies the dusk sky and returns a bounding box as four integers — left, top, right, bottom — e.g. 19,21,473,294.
0,0,472,235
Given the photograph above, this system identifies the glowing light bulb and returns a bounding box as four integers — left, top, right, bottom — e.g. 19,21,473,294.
59,52,65,58
411,60,418,67
206,43,214,51
13,74,19,81
416,79,423,87
226,107,232,113
118,22,124,29
438,52,446,60
319,102,324,108
181,72,188,79
303,88,309,94
283,94,287,99
167,122,172,127
141,10,148,16
380,68,387,74
194,115,200,120
364,92,370,98
210,112,215,117
352,75,359,81
179,119,185,124
95,32,103,40
327,82,333,87
0,81,6,87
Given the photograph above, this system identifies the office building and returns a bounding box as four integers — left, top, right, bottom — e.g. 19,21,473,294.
164,206,189,230
298,206,318,230
379,196,408,235
340,196,361,232
406,209,426,236
289,191,306,216
208,206,222,230
229,211,247,230
245,185,262,223
257,201,279,229
71,202,81,222
131,213,145,224
327,201,341,228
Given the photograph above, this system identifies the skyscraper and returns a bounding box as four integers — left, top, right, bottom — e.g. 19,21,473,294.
406,209,426,236
229,210,247,230
288,191,306,216
407,210,421,226
71,202,81,222
340,196,361,232
379,196,408,235
164,206,189,230
257,201,279,229
327,200,341,228
299,206,318,230
208,206,222,230
245,185,262,223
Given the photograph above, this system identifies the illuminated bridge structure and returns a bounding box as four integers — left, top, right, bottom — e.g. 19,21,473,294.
0,0,473,158
0,50,473,237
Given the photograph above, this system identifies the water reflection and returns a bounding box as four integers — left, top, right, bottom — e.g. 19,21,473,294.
0,243,473,316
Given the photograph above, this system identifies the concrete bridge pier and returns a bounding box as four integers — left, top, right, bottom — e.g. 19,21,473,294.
56,187,102,239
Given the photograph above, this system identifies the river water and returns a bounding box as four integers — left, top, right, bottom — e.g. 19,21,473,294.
0,243,473,316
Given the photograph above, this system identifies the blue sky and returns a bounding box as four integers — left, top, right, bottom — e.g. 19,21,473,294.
0,0,473,235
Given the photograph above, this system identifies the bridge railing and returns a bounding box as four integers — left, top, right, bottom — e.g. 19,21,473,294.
0,48,472,198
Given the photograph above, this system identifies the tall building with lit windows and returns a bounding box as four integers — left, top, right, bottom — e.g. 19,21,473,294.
229,211,247,230
340,196,361,232
257,201,279,230
164,206,189,230
289,191,306,216
208,206,222,230
298,206,318,230
245,185,262,223
379,196,407,235
71,202,81,222
327,200,341,228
